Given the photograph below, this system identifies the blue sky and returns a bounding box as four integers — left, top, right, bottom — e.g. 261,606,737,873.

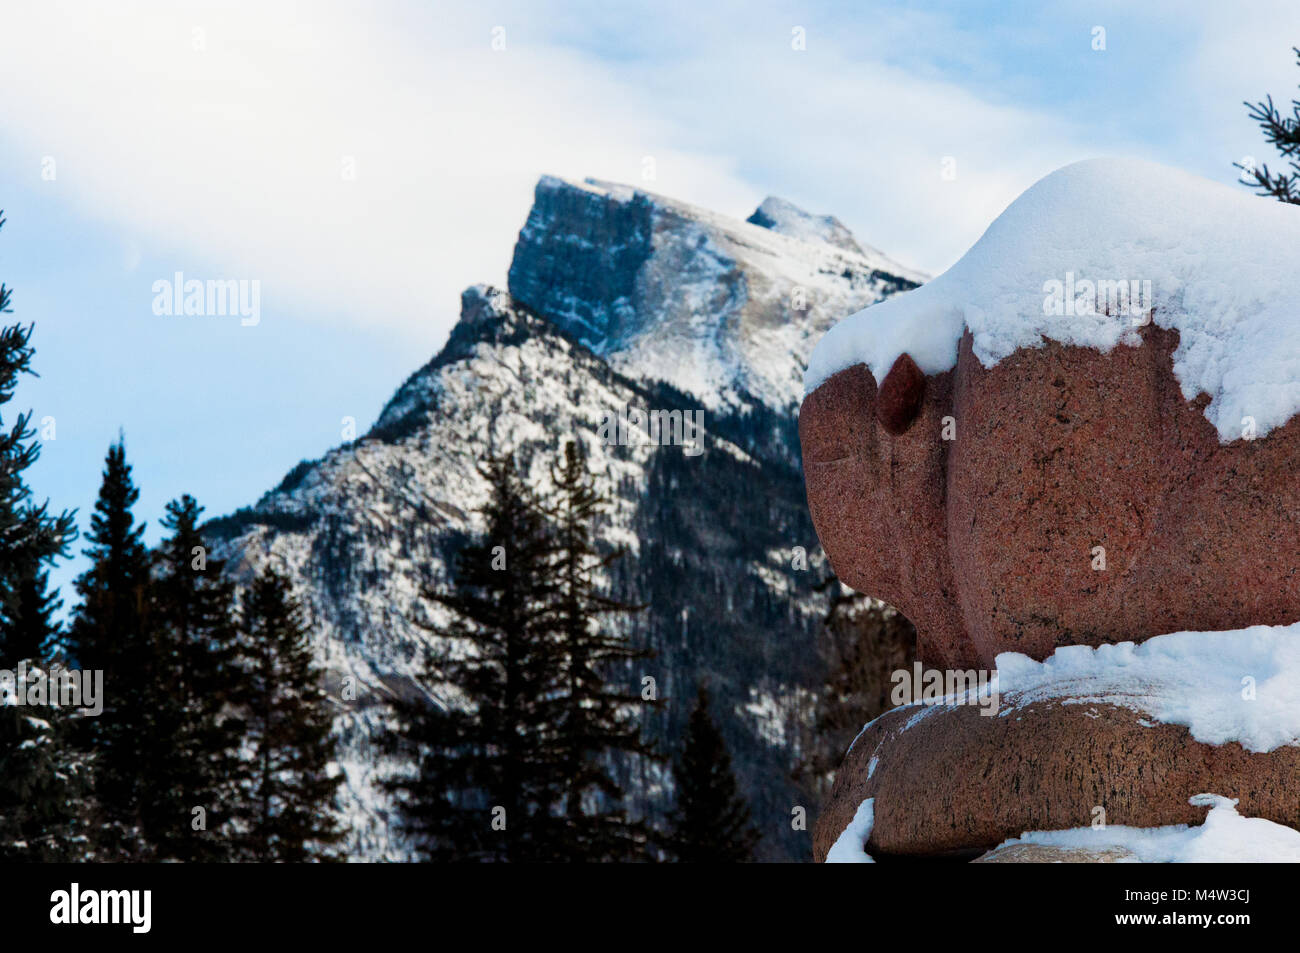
0,0,1297,608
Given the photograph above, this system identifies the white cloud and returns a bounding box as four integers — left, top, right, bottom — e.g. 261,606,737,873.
0,1,754,343
0,0,1134,344
1177,3,1300,178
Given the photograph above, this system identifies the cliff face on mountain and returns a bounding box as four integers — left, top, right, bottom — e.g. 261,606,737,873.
508,176,922,412
206,176,922,861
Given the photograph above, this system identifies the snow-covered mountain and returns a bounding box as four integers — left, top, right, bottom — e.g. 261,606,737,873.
746,195,869,255
206,176,923,861
508,176,923,412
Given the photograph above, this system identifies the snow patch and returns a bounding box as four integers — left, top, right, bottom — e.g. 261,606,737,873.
997,794,1300,863
827,798,875,863
994,621,1300,753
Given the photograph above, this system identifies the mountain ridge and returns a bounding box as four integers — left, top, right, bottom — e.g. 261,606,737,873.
205,174,922,860
507,174,923,412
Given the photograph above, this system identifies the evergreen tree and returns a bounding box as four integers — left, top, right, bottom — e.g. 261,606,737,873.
68,437,150,673
540,439,657,860
148,494,246,860
0,566,61,668
667,684,759,862
67,436,154,857
1238,47,1300,204
0,667,96,861
0,223,85,859
235,567,342,862
0,247,76,666
384,454,560,862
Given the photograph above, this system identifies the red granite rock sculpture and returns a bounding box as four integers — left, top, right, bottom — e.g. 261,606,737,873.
800,323,1300,669
811,695,1300,862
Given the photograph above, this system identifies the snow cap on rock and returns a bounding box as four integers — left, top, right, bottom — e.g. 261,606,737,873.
805,157,1300,440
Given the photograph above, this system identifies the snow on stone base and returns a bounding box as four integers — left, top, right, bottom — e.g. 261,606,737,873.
992,622,1300,753
992,795,1300,863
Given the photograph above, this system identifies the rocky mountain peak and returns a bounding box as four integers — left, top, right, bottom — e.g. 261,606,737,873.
746,196,864,255
506,175,924,413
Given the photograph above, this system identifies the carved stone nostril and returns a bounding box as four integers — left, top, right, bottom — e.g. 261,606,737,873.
877,352,925,435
